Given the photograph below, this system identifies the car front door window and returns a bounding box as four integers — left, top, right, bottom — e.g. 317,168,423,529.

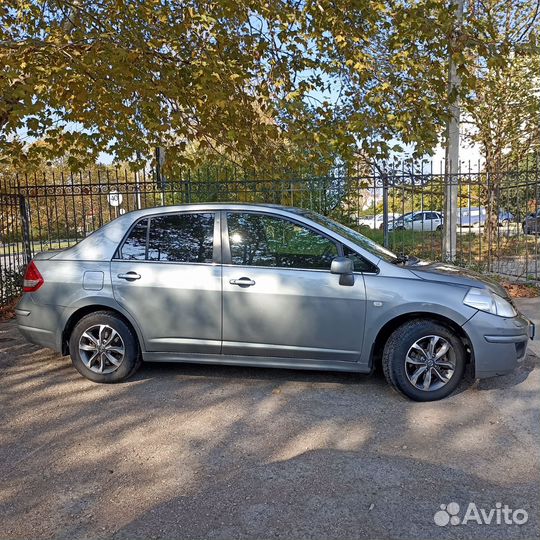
227,212,338,270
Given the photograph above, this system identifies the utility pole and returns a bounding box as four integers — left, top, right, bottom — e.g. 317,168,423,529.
382,173,389,248
443,0,464,262
155,147,166,205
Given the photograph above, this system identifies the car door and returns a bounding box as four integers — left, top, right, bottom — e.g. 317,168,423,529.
424,212,440,230
111,211,221,354
221,211,367,365
411,212,425,231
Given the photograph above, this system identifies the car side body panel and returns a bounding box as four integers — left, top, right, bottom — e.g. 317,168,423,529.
221,266,367,363
16,259,145,353
111,259,222,354
359,274,478,359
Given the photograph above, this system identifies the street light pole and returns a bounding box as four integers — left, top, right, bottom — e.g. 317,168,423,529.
443,0,464,262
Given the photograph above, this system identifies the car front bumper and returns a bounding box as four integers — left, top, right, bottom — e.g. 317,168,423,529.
463,310,534,378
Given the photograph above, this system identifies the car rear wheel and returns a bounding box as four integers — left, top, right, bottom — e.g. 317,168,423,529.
382,320,466,401
69,311,141,383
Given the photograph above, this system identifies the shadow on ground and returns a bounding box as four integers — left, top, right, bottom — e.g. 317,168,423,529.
0,321,538,540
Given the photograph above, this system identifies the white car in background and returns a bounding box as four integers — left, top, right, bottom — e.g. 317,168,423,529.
358,213,401,229
388,211,444,231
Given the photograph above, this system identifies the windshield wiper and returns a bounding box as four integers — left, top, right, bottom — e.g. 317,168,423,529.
392,254,420,265
392,254,409,265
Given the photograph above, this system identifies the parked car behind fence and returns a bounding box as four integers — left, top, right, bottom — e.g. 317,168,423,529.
358,213,401,230
458,207,515,227
388,211,444,232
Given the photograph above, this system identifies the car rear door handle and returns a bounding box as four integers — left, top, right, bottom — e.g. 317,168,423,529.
229,277,256,287
117,272,141,281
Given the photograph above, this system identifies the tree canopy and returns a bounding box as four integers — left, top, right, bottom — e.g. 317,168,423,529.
462,0,540,168
1,1,538,172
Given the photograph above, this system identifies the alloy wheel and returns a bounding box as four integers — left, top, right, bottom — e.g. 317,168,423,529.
78,324,126,374
404,335,456,392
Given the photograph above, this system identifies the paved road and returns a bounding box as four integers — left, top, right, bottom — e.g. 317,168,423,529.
0,301,539,540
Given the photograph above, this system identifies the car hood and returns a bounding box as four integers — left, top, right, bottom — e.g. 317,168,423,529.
406,260,509,298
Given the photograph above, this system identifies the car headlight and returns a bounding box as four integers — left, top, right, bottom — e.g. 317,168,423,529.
463,287,517,317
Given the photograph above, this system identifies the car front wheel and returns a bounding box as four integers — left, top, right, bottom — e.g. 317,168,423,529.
382,320,466,401
69,311,141,383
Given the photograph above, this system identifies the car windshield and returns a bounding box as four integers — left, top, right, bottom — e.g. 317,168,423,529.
293,209,398,263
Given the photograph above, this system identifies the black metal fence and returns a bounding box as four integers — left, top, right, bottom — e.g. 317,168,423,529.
1,162,539,305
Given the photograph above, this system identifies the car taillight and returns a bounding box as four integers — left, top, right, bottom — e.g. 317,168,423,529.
23,261,44,292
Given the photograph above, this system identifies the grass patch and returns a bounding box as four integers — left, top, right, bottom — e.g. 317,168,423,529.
0,240,76,256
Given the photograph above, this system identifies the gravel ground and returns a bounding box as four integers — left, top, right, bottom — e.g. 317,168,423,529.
0,299,539,540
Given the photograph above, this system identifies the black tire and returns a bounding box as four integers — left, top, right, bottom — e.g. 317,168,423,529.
436,224,443,231
69,310,141,383
382,320,466,401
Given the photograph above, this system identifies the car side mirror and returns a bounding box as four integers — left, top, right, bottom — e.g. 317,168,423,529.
331,256,354,286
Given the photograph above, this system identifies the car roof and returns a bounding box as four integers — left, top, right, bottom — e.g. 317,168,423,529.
117,202,300,219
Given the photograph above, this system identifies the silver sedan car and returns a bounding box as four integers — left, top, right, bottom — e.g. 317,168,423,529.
16,204,534,401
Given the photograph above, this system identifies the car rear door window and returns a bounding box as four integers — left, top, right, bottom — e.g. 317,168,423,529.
147,213,214,263
120,218,148,260
227,212,338,270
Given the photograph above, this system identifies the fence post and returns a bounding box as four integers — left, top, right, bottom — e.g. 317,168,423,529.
18,195,32,264
486,170,492,273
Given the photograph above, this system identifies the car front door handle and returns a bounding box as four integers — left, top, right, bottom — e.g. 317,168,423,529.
229,277,256,287
117,272,141,281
